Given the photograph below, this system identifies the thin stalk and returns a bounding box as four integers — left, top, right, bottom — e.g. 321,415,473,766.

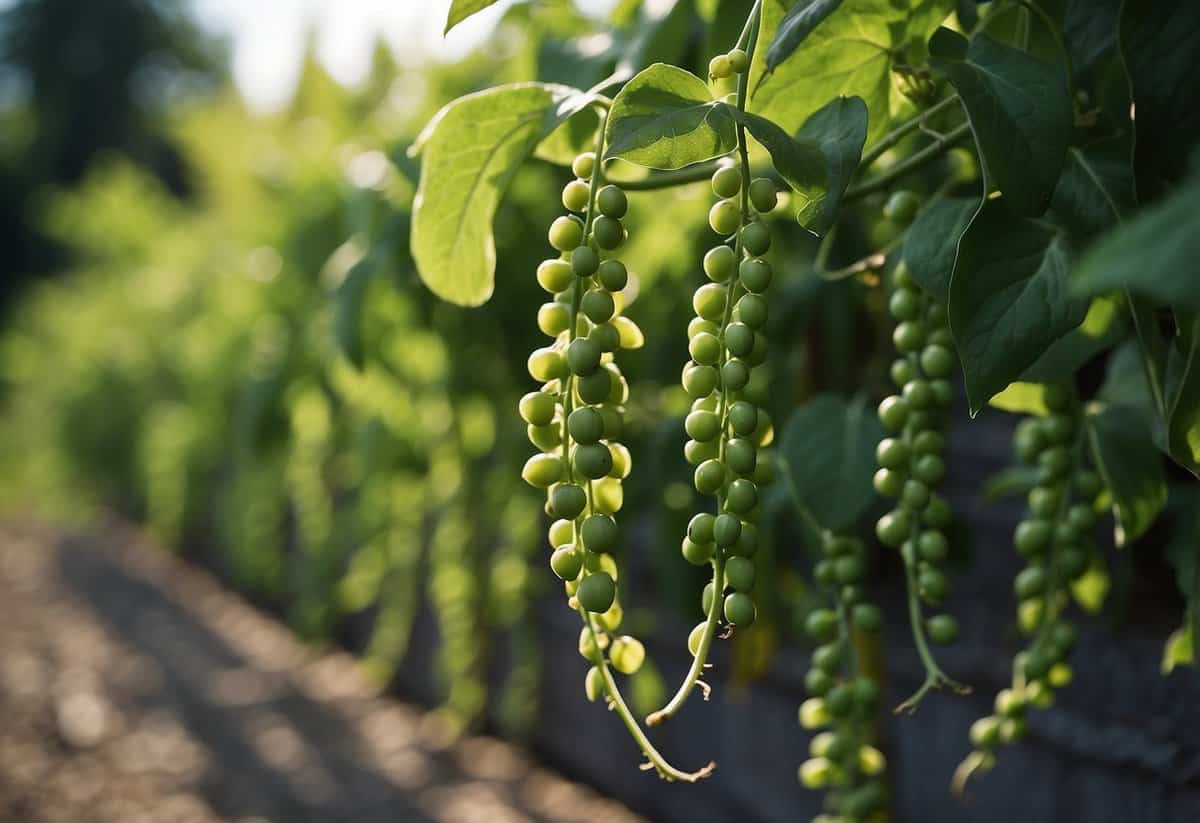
844,124,971,203
614,160,728,191
858,94,961,169
646,0,761,727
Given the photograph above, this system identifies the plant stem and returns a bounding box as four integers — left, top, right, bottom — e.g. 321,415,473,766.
844,123,971,203
646,0,761,727
858,94,961,169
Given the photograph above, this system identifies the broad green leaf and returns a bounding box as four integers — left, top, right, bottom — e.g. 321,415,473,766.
410,83,595,306
778,394,884,531
1064,0,1121,75
535,107,601,166
764,0,844,72
750,0,954,143
1085,402,1167,546
1050,141,1135,239
1165,311,1200,476
1163,625,1194,674
1020,295,1126,383
727,108,826,215
1098,340,1153,411
444,0,504,34
790,96,868,234
929,28,1072,216
947,199,1088,414
902,196,978,302
1072,173,1200,310
1119,0,1200,198
604,63,736,169
989,382,1049,416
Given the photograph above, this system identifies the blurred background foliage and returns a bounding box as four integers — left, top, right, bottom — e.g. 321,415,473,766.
0,0,987,736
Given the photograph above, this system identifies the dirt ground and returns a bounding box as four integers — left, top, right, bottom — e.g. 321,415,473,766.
0,521,645,823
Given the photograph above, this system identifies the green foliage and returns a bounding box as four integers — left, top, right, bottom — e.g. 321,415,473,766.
445,0,504,34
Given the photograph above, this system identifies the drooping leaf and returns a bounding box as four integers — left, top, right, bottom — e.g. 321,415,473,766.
1085,401,1167,546
989,382,1049,416
928,27,1073,216
410,83,597,306
444,0,504,34
1072,172,1200,310
764,0,844,72
604,63,737,168
1020,295,1127,383
778,394,884,532
947,199,1088,413
789,96,868,234
1064,0,1121,76
727,108,826,214
750,0,954,143
1050,141,1136,239
902,196,978,302
1119,0,1200,199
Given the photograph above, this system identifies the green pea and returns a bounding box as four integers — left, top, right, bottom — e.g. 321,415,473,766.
565,407,601,444
875,509,911,547
581,289,615,324
891,358,915,387
913,430,944,455
893,321,925,353
853,603,882,632
725,438,756,476
592,215,624,250
724,322,754,358
537,258,574,293
877,395,909,431
746,332,769,368
688,512,715,544
873,468,903,498
548,215,584,251
684,438,718,466
727,48,749,73
733,522,759,557
712,166,741,199
574,443,613,479
709,199,741,235
527,346,566,381
725,555,755,591
926,614,958,645
723,592,756,626
596,259,627,291
924,495,952,529
521,454,563,488
685,409,721,442
578,572,616,613
566,337,602,376
681,536,715,565
729,401,757,437
551,545,583,580
703,244,736,282
749,178,777,214
917,530,948,562
1014,565,1046,600
883,190,920,223
693,282,728,321
805,608,838,642
741,221,771,256
562,179,590,212
589,322,620,353
576,369,611,404
571,152,595,179
834,555,864,585
901,479,930,510
893,263,915,289
1038,446,1071,480
537,302,570,337
597,185,627,218
689,331,722,366
721,359,749,391
528,423,560,452
694,459,726,495
1075,470,1102,499
551,484,587,519
919,568,947,603
714,513,743,548
738,258,772,293
888,289,921,321
1014,418,1046,464
725,478,758,514
1042,413,1075,443
733,293,767,329
920,344,955,378
1014,519,1051,556
682,363,718,398
876,437,909,470
913,453,945,485
805,668,833,696
1057,545,1088,579
519,391,557,426
580,514,618,553
903,378,934,409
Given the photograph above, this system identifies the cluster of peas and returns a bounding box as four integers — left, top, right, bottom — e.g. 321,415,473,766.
519,151,648,690
795,532,888,822
680,161,779,649
963,390,1100,772
873,263,959,647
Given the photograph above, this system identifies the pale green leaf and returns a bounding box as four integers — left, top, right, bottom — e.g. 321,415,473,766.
444,0,504,34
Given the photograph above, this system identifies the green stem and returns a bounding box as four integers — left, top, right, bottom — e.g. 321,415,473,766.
646,0,761,727
858,94,961,170
844,124,971,203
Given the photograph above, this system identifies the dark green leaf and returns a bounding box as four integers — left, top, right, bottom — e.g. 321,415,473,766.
1064,0,1121,76
1020,295,1127,383
1165,311,1200,476
444,0,504,34
1071,173,1200,309
791,96,868,234
333,258,371,368
727,107,827,219
1119,0,1200,198
750,0,954,143
604,63,737,168
929,27,1072,216
1163,487,1200,671
902,196,978,303
948,199,1088,413
1050,141,1135,239
411,83,597,306
778,394,884,531
764,0,844,72
1085,402,1167,546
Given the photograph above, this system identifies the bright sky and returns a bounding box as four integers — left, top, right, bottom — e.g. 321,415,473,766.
192,0,617,112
